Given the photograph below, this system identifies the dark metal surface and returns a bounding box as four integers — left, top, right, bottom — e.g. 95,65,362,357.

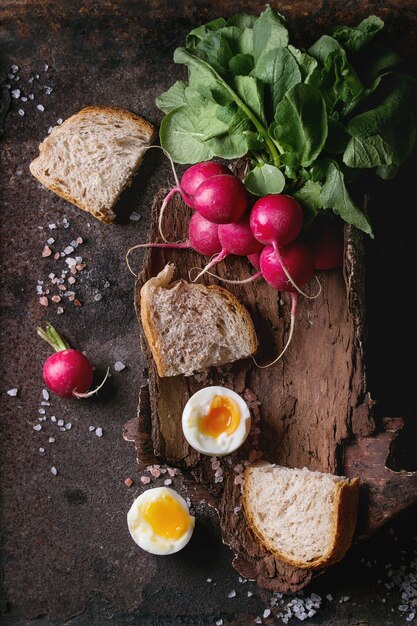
1,1,416,624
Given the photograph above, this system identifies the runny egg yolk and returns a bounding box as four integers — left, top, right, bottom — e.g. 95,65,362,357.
141,494,190,540
200,395,241,438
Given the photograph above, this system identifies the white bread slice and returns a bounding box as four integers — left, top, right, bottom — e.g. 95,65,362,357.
29,106,156,223
242,463,359,569
140,264,258,377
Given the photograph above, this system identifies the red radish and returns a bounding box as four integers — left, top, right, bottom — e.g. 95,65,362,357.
159,161,230,240
260,240,314,293
194,215,263,280
192,175,248,224
126,213,221,276
37,323,107,398
309,218,344,270
250,194,308,295
181,162,231,206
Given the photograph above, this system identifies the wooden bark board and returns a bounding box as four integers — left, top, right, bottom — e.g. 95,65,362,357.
125,187,417,593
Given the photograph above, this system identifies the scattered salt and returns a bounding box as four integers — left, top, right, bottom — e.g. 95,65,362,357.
39,447,45,453
11,89,20,98
18,109,25,116
95,427,103,437
42,389,49,401
114,361,126,372
263,609,271,618
57,419,64,426
51,466,57,476
140,476,151,484
48,437,55,443
37,104,45,112
94,294,102,302
57,118,63,125
7,388,18,397
33,424,42,431
228,590,236,598
65,423,72,430
129,211,141,222
163,479,172,486
88,426,95,432
51,416,57,422
28,93,34,100
247,591,253,597
48,223,57,230
47,238,55,245
215,620,223,626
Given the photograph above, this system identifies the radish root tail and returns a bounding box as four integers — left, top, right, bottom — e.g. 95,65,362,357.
125,241,191,277
188,268,262,285
190,250,228,282
252,292,297,368
273,242,322,299
73,366,110,399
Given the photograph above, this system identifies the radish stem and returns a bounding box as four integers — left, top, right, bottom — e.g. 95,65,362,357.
37,322,70,352
273,242,322,299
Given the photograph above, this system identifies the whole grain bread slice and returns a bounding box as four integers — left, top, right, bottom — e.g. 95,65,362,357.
140,264,258,377
242,463,359,569
29,106,156,223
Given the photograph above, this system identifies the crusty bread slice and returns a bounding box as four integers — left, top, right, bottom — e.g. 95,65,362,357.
242,463,359,569
140,264,258,377
29,106,156,223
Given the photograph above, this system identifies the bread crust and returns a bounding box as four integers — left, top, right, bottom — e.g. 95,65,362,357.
29,106,156,224
242,463,359,570
140,264,258,377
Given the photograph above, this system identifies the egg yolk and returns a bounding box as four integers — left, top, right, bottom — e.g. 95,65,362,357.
201,395,240,438
141,494,190,540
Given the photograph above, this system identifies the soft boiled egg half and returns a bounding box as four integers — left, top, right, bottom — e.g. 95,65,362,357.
127,487,195,555
182,386,251,456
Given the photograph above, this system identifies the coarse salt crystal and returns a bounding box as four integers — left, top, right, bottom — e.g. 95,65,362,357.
48,437,55,443
42,389,49,401
38,408,45,415
75,256,83,264
167,467,177,477
150,467,160,478
65,423,72,430
45,86,53,95
21,96,27,102
254,618,262,625
129,211,141,222
95,427,103,437
216,621,223,626
326,594,333,601
11,64,19,73
51,295,61,303
51,416,57,422
64,246,74,255
47,238,55,245
7,388,18,396
140,476,151,484
66,258,76,267
48,223,57,229
228,590,236,598
18,109,25,116
207,578,212,583
124,477,133,487
247,591,253,597
29,93,34,100
33,424,42,431
11,89,20,98
233,506,241,514
51,466,57,475
57,307,64,314
114,361,126,372
89,425,95,431
57,419,64,426
57,118,63,125
37,104,45,112
163,479,172,486
94,293,102,302
263,609,271,618
39,447,45,453
68,276,76,285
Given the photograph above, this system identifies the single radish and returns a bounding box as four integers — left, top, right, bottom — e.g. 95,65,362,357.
308,217,344,270
192,174,248,224
159,161,230,240
126,212,221,276
259,240,314,293
250,194,309,295
37,322,108,398
193,215,263,281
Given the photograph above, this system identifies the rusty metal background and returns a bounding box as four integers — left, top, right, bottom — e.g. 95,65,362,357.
1,1,416,624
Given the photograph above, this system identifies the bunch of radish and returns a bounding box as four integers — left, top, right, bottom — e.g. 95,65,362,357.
127,160,344,365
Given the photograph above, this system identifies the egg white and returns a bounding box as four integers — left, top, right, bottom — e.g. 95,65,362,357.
127,487,195,555
182,386,251,456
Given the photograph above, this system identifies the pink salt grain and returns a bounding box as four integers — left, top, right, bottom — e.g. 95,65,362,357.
234,475,243,486
42,245,52,257
51,295,61,303
140,476,151,484
39,296,48,307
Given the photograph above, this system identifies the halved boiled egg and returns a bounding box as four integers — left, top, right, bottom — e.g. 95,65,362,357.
127,487,195,555
182,386,251,456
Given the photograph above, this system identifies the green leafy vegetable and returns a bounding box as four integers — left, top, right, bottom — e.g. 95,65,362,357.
156,7,416,237
244,164,285,196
